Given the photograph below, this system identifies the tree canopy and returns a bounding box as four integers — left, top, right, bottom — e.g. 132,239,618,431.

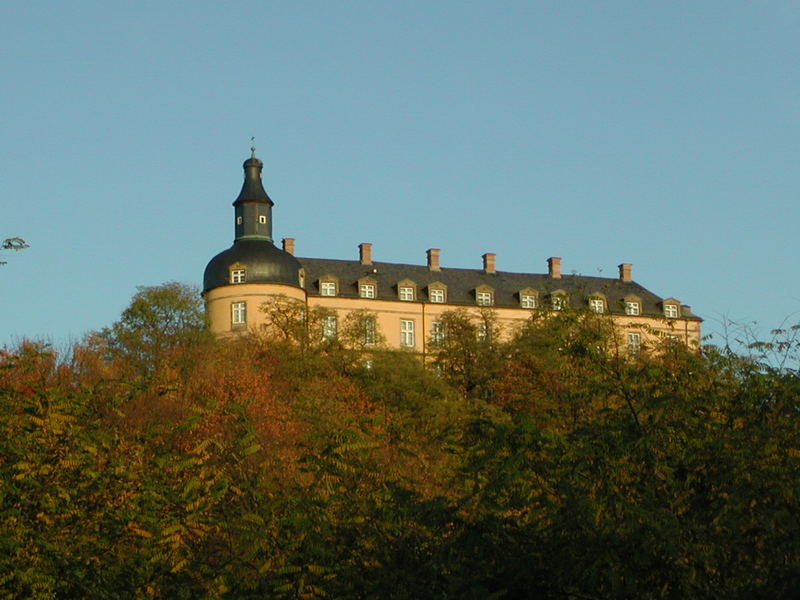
1,288,799,599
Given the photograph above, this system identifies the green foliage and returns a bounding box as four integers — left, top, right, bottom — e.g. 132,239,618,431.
98,281,210,378
2,296,800,598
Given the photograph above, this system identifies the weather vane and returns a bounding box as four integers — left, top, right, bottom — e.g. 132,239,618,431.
250,136,256,158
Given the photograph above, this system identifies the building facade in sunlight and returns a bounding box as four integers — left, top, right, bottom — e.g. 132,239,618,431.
203,154,702,352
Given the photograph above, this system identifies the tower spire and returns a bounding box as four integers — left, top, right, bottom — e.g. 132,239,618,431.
233,150,274,242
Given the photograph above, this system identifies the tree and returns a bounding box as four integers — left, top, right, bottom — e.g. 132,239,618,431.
99,282,210,377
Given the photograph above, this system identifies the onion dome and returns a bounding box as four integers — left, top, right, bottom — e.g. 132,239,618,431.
203,152,301,293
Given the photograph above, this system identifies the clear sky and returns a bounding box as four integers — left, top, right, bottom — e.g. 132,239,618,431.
2,1,798,350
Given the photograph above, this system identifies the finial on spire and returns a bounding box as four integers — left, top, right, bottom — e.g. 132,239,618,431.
250,136,256,159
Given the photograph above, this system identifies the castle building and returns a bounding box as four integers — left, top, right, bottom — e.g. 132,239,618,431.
203,154,702,352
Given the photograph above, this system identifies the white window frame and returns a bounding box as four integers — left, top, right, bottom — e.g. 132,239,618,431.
320,281,337,297
363,317,377,345
429,288,445,304
477,322,491,343
627,332,642,354
589,298,605,313
231,301,247,325
231,269,246,284
258,215,267,224
236,216,242,225
399,286,415,301
360,283,376,299
625,301,641,316
552,296,565,311
431,321,445,345
521,294,536,309
400,319,415,347
322,315,337,340
477,291,493,306
664,304,679,319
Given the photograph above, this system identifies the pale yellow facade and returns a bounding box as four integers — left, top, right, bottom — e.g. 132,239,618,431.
205,281,702,354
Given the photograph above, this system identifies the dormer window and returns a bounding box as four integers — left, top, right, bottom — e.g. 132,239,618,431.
664,304,679,318
588,294,607,314
625,300,641,316
519,288,538,309
550,291,567,311
359,282,376,299
230,269,246,284
428,283,447,304
476,285,494,306
318,275,339,297
397,279,416,301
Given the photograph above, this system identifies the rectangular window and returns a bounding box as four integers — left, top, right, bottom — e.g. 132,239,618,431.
429,288,445,303
231,301,247,325
399,286,414,301
360,283,376,299
477,291,493,306
231,269,246,284
477,322,491,343
589,298,605,313
322,315,337,340
625,301,641,316
320,281,337,296
400,319,415,347
627,332,642,354
363,317,376,345
521,294,536,309
664,304,679,318
552,296,565,311
236,216,242,225
431,321,445,345
258,215,267,224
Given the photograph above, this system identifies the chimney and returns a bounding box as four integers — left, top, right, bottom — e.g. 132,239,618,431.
618,263,632,282
282,237,295,256
483,252,496,274
548,256,562,279
427,248,441,271
359,242,373,265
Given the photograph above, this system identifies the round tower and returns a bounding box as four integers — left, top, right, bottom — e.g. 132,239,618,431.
203,152,304,333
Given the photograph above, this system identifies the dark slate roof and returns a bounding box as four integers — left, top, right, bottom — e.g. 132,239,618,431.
234,157,274,206
204,240,301,292
297,257,701,320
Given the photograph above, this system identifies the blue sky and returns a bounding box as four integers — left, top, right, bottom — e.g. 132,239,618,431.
2,1,798,349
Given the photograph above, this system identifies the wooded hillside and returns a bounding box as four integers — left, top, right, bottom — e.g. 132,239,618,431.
2,283,799,599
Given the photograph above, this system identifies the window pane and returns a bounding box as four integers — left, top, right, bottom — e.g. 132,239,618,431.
323,315,337,340
477,291,493,306
232,302,246,325
400,319,415,347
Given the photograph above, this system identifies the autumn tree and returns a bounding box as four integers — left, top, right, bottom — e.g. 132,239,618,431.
98,281,210,378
